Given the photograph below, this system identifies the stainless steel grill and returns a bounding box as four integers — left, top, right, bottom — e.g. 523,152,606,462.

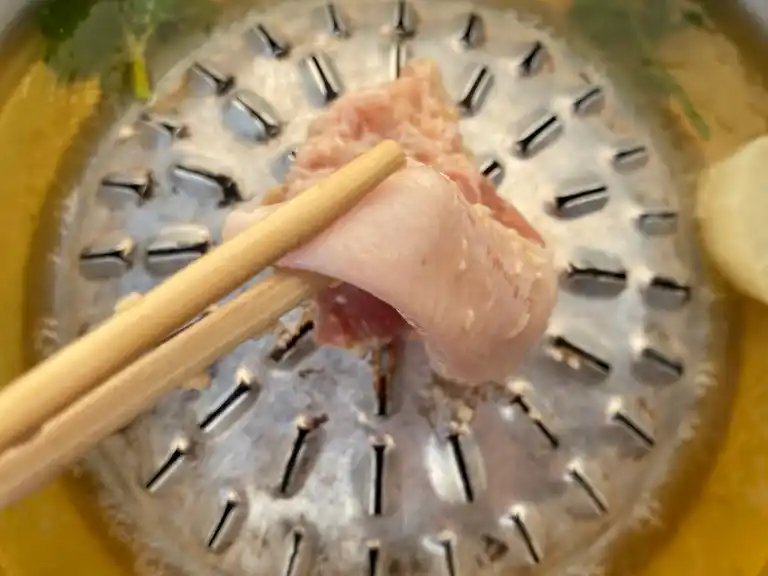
39,1,716,574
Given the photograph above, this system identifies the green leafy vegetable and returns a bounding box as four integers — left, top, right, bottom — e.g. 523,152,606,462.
118,0,222,100
36,0,223,100
36,0,101,59
568,0,710,140
42,1,125,83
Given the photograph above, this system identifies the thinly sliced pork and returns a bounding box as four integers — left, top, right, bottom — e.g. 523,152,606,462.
224,58,557,383
224,164,557,384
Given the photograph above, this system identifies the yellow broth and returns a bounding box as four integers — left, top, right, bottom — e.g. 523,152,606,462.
0,1,766,574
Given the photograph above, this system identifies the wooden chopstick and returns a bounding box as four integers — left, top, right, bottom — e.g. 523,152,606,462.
0,269,330,509
0,140,406,453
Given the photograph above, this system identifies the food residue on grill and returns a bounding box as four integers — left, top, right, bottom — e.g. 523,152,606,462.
223,59,558,385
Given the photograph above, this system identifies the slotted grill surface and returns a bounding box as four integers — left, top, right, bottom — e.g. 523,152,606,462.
41,1,714,574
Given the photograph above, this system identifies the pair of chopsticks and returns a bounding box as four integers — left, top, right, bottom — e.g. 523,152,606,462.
0,140,406,509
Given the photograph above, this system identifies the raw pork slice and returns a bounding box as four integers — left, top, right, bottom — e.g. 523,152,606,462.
224,164,557,385
283,60,542,244
224,58,558,383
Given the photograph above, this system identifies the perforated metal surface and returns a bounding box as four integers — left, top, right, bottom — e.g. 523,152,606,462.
42,1,714,574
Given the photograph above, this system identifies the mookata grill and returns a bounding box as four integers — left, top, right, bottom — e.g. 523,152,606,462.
0,1,766,576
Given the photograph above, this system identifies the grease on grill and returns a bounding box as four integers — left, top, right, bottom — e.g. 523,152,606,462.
637,210,678,235
502,505,543,564
644,274,692,310
247,23,292,59
270,313,316,364
457,12,485,49
138,113,190,149
189,62,235,96
276,414,328,497
447,431,475,502
299,53,343,106
547,335,611,383
366,540,382,576
610,141,649,173
79,236,136,280
565,459,608,515
632,327,685,385
478,156,505,188
281,529,313,576
552,178,609,219
424,533,460,576
370,344,397,417
170,162,243,206
425,425,485,505
144,436,192,493
457,64,493,116
323,2,351,38
509,394,559,449
392,0,418,39
511,108,562,159
367,436,394,517
205,489,247,553
199,366,260,434
479,534,509,565
145,225,212,276
564,248,627,297
606,396,655,449
572,85,604,116
98,170,153,208
223,90,283,142
517,40,547,76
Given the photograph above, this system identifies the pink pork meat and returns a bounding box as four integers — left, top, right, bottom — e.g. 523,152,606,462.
224,59,557,384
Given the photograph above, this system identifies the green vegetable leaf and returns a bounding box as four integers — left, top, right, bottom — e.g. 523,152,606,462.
568,0,710,140
43,0,125,82
36,0,102,59
36,0,223,100
117,0,223,100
